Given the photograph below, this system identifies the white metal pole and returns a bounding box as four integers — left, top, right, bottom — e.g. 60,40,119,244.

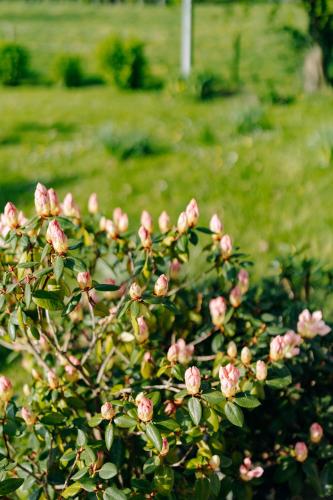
181,0,192,79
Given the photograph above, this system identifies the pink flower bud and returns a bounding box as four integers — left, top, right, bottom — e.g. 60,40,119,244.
77,271,92,290
0,376,12,402
47,220,68,254
209,296,226,327
137,316,149,343
154,274,169,297
117,213,129,233
176,338,194,365
229,286,242,308
140,210,153,233
227,341,237,358
158,211,171,233
47,370,59,390
310,423,323,444
129,282,142,300
220,234,232,259
185,366,201,395
106,219,118,239
48,188,60,216
21,406,37,426
186,198,199,227
160,437,169,457
294,442,308,462
164,400,176,416
99,216,107,231
209,214,223,237
135,392,145,405
167,344,178,363
219,363,240,398
241,346,252,365
240,457,264,481
170,259,181,279
238,269,249,294
209,455,220,471
297,309,331,338
4,202,19,229
62,193,80,219
270,336,285,362
101,402,115,420
177,211,188,234
138,225,151,249
34,183,50,217
137,396,153,422
256,360,267,381
88,193,99,214
283,331,302,358
65,364,79,382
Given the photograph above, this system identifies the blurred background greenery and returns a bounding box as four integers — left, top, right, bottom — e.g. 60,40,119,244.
1,0,333,277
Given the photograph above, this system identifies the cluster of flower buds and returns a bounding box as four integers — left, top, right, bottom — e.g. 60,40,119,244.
100,208,129,239
137,396,154,422
46,220,68,254
176,198,199,234
297,309,331,339
219,363,240,398
239,457,264,481
154,274,169,297
209,296,226,327
167,338,194,365
185,366,201,394
101,402,116,420
270,331,302,362
35,183,61,217
3,202,27,231
0,376,12,402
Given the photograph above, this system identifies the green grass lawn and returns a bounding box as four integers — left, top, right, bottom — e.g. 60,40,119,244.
1,1,333,274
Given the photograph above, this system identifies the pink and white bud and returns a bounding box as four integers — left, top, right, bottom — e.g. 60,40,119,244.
48,188,60,216
167,344,179,363
283,331,302,358
140,210,153,233
154,274,169,297
101,402,115,420
135,392,145,405
227,341,237,358
160,437,169,457
294,442,308,462
170,259,181,279
297,309,331,339
256,360,267,381
137,316,149,343
129,282,142,300
0,376,12,402
47,370,59,390
65,363,79,382
220,234,232,259
241,346,252,365
209,296,226,327
209,455,221,471
137,396,153,422
62,193,80,219
230,286,242,308
240,457,264,481
99,216,107,232
88,193,99,214
158,211,171,233
238,269,249,294
219,363,240,398
310,423,323,444
186,198,199,227
47,220,68,254
106,219,118,240
117,212,129,233
4,202,19,229
21,406,37,426
185,366,201,395
77,271,92,290
138,225,151,249
177,211,188,234
270,336,285,362
177,339,194,365
209,214,223,238
164,400,177,416
34,183,50,217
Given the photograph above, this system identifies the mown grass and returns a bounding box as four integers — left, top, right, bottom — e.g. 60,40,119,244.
0,1,333,276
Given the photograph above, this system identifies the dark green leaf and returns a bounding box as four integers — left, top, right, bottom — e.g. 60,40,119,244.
146,422,162,452
0,478,24,494
54,256,64,282
32,290,63,311
114,415,137,428
202,391,225,405
188,397,202,426
224,401,244,427
40,413,64,425
99,462,117,480
105,422,114,451
234,393,261,408
103,486,127,500
62,294,81,316
94,283,120,292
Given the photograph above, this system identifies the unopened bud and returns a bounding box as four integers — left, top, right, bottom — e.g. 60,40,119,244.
137,316,149,343
294,442,308,462
154,274,169,297
0,376,12,402
138,225,151,249
158,211,171,233
241,346,252,365
185,366,201,395
220,234,232,259
88,193,99,214
186,198,199,227
140,210,153,233
77,271,92,290
117,213,128,233
137,396,153,422
256,360,267,381
160,437,169,457
21,406,37,426
209,214,223,238
48,188,60,216
4,202,19,229
47,370,59,390
34,183,50,217
310,423,323,444
230,286,242,308
227,341,237,358
101,402,115,420
62,193,80,219
129,282,142,300
47,220,68,254
177,211,188,234
209,455,220,471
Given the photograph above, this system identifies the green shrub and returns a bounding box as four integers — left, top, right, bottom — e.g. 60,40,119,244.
54,54,84,88
0,41,30,86
195,71,238,100
97,36,148,89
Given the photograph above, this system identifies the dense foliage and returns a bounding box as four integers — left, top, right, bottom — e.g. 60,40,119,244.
0,41,30,86
0,186,332,499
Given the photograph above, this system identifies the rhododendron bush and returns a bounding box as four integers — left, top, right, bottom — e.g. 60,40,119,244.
0,185,332,499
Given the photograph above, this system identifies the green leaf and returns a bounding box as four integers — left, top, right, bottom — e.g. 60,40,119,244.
94,283,120,292
234,393,261,408
62,293,81,316
146,422,162,452
105,422,114,451
24,283,31,308
81,446,95,466
8,322,16,341
29,326,40,340
62,482,82,498
202,391,225,405
76,429,86,447
224,401,244,427
114,415,137,428
40,413,64,425
188,397,202,426
0,478,24,494
71,466,89,481
32,290,63,311
54,256,64,282
88,415,102,428
40,243,51,262
99,462,117,480
266,365,292,389
104,486,127,500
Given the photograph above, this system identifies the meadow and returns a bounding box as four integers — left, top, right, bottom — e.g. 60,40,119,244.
1,1,333,273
